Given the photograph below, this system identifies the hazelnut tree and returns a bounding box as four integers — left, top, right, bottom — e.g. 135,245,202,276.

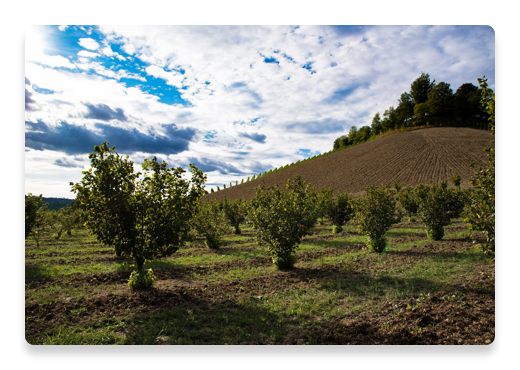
71,142,206,288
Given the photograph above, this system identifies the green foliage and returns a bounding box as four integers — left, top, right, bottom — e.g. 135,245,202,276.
416,182,465,240
463,76,495,255
427,82,454,120
354,185,397,253
397,187,420,220
211,188,214,193
450,174,462,188
454,83,482,124
25,194,46,239
222,198,246,234
333,135,349,150
128,268,155,290
71,142,206,274
247,175,317,269
413,102,430,123
272,254,298,270
193,201,230,250
50,205,83,238
382,106,397,131
320,188,353,232
371,112,383,136
410,72,436,105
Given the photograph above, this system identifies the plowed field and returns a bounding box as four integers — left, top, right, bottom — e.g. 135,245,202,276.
205,127,492,202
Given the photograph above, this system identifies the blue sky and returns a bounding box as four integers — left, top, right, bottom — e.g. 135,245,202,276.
25,25,495,197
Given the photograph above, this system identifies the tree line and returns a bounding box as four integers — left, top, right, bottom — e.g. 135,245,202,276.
333,72,491,150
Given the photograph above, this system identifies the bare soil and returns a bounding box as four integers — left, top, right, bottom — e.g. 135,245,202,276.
205,127,492,201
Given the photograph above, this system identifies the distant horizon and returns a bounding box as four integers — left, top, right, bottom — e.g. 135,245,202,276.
25,25,495,198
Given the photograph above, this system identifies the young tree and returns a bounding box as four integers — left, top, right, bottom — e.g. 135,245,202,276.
72,142,206,287
222,198,246,234
397,187,420,222
247,175,317,269
320,189,354,233
25,194,46,239
416,182,465,240
192,200,230,249
25,194,53,247
355,185,398,253
50,205,83,238
463,76,495,255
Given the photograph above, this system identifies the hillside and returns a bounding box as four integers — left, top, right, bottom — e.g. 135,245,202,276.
204,127,493,202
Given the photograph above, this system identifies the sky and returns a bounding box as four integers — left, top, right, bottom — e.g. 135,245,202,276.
25,25,495,198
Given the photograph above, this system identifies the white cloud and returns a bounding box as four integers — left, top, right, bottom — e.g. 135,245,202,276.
78,38,100,50
77,50,99,58
58,25,68,32
26,25,495,197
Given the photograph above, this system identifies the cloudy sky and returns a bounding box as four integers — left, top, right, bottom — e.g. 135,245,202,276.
25,25,495,198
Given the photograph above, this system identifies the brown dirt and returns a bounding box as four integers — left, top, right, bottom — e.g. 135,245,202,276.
204,127,492,201
25,252,494,345
26,220,494,345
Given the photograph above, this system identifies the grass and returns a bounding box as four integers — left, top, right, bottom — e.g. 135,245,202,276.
25,217,494,345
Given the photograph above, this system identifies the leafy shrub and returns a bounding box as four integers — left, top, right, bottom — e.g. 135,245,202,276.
332,225,342,234
222,198,246,234
71,142,206,277
248,175,317,269
128,268,155,290
450,174,462,188
416,182,465,240
463,76,495,255
397,186,420,221
320,188,353,233
193,200,230,250
354,185,397,253
25,194,46,240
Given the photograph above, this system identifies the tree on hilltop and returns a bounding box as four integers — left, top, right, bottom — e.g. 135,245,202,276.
427,82,454,120
410,72,436,105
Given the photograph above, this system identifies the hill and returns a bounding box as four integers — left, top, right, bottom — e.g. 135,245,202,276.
204,127,492,202
25,196,75,211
